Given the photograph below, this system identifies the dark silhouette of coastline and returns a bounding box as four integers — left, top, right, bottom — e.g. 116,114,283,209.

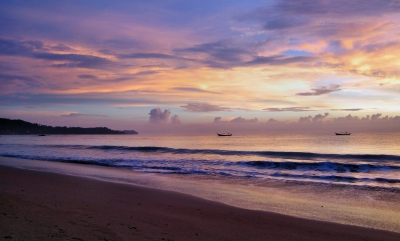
0,118,138,135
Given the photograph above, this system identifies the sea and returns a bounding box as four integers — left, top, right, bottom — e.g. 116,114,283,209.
1,132,400,189
1,132,400,232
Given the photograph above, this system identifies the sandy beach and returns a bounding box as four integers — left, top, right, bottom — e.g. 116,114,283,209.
1,164,399,241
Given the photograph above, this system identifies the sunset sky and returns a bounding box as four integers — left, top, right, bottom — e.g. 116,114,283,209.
1,0,400,133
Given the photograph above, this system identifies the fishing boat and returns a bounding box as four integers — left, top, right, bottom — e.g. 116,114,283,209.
217,133,232,136
335,132,351,135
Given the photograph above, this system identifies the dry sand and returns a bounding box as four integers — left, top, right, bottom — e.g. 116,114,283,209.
1,165,399,241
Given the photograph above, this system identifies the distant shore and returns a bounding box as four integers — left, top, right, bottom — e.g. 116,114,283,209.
0,117,138,135
1,160,399,240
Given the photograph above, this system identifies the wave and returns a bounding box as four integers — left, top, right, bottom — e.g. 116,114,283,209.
239,160,400,173
270,172,400,184
3,154,400,186
1,154,209,175
3,151,400,175
41,144,400,162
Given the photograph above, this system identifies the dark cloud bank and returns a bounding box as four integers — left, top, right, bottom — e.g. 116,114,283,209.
145,109,400,134
211,113,400,133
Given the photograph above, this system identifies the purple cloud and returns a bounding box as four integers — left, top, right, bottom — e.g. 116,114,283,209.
213,117,223,123
78,75,97,79
275,0,400,16
296,85,341,96
298,113,329,123
230,116,258,123
312,113,329,122
33,53,113,69
333,114,360,122
120,53,178,59
173,87,219,94
267,118,278,123
330,108,364,111
181,103,231,112
371,113,382,120
149,108,171,124
171,115,182,125
245,55,315,66
263,107,311,112
0,38,43,56
60,113,108,118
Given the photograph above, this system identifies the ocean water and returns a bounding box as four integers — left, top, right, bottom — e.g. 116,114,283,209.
1,132,400,189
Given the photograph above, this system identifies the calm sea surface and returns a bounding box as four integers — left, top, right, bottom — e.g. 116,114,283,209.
1,132,400,189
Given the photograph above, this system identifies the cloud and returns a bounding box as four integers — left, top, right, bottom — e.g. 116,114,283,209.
0,38,43,56
332,113,400,124
371,113,382,120
172,87,219,94
313,113,329,122
244,55,315,66
171,115,182,125
174,40,258,68
296,85,341,96
230,116,258,123
149,108,171,124
0,90,168,106
213,116,259,124
0,74,42,93
299,115,312,123
263,107,311,112
274,0,400,16
182,29,309,69
60,113,108,118
330,108,364,111
0,74,38,83
176,40,249,63
131,70,159,76
237,1,400,28
263,17,309,30
119,53,178,59
180,103,231,112
333,114,360,122
267,118,278,123
299,113,329,123
33,53,113,69
78,71,159,84
213,117,223,123
1,2,400,131
0,39,113,69
50,44,73,51
78,74,97,79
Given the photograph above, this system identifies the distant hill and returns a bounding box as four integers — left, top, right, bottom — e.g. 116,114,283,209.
123,130,139,134
0,118,138,135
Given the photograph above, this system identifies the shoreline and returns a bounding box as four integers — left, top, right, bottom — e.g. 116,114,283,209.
1,165,400,240
1,156,400,233
1,160,400,240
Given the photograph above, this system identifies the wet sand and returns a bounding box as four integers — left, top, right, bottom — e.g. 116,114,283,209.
1,165,399,241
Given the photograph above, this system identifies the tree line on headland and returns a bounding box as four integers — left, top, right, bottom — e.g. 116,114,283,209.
0,118,138,135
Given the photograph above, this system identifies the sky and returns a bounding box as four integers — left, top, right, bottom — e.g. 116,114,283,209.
1,0,400,134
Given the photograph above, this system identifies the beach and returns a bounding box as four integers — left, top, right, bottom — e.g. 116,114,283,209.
1,161,400,241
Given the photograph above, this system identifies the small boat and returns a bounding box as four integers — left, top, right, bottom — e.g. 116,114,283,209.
38,134,46,136
217,133,232,136
335,132,351,135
